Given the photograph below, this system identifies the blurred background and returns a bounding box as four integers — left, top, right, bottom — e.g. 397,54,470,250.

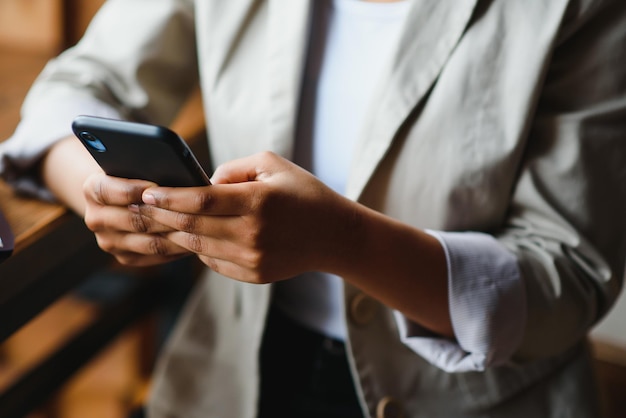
0,0,102,53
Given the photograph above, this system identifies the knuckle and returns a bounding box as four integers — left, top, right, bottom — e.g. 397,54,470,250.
84,212,103,232
241,250,272,283
249,185,279,216
147,236,168,256
125,185,142,205
151,192,170,209
194,191,214,212
129,212,149,233
82,181,93,202
242,218,265,248
248,187,268,213
258,150,276,162
93,178,109,204
201,256,219,272
242,247,262,270
175,212,197,232
186,233,205,253
83,175,100,200
95,235,115,253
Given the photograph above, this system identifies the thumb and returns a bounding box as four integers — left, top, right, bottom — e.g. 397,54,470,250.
210,152,278,184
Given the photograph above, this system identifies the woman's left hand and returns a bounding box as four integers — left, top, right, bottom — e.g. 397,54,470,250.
138,151,359,283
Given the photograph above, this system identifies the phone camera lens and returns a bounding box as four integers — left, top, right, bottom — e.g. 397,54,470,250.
79,131,107,152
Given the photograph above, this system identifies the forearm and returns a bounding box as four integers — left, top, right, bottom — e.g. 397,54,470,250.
40,136,101,216
329,203,454,337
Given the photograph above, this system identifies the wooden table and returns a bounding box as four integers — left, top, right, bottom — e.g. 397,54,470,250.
0,48,177,418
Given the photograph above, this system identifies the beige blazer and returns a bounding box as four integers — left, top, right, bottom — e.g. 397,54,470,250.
8,0,626,416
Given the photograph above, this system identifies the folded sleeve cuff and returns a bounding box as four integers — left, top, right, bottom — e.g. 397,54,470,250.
0,95,121,199
394,230,526,372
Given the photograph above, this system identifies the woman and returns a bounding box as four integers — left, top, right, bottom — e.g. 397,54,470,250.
2,0,625,416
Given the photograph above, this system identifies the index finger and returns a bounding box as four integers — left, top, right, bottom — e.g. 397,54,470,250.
85,173,157,206
141,183,257,216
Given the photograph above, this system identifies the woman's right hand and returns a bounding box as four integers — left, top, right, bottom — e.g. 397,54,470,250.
83,172,192,266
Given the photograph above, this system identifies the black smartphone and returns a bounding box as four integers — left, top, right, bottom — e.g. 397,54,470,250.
72,115,211,187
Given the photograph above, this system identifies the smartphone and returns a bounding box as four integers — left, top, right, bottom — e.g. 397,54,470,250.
72,115,211,187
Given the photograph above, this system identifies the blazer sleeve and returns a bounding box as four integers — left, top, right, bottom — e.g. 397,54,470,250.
1,0,199,185
29,0,198,124
495,0,626,360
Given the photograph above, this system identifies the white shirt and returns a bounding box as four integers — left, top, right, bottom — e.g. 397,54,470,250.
274,0,413,340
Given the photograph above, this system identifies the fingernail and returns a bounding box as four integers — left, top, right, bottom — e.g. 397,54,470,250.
128,204,140,213
143,193,156,205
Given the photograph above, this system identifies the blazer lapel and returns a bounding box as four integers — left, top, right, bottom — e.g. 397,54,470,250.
266,0,313,158
345,0,479,201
